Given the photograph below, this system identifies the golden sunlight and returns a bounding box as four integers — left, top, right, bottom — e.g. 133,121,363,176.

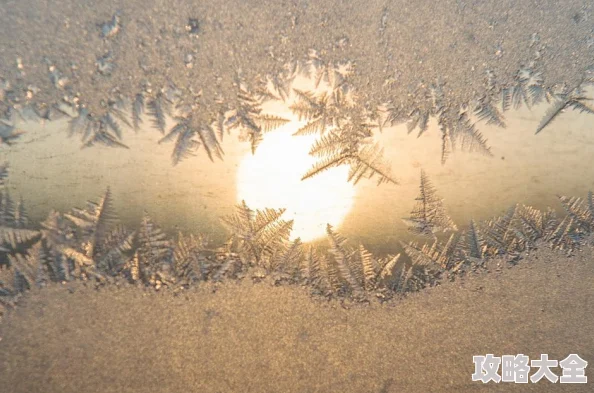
236,124,355,242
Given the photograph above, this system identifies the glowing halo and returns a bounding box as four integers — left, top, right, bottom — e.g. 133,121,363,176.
236,126,355,242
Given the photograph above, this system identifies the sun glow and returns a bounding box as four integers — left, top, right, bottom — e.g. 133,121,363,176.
236,123,356,242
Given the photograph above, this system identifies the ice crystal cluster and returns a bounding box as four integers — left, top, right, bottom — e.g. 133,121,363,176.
2,33,592,176
1,169,592,316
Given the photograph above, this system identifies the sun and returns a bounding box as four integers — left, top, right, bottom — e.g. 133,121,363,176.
236,124,355,242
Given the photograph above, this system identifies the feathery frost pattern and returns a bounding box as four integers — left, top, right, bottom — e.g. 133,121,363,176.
1,50,593,178
451,115,493,157
535,87,594,134
1,183,594,308
221,201,293,271
0,163,9,186
3,52,594,310
56,57,395,187
132,93,145,131
403,170,457,236
291,91,397,185
147,92,170,134
160,116,224,165
225,81,290,154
